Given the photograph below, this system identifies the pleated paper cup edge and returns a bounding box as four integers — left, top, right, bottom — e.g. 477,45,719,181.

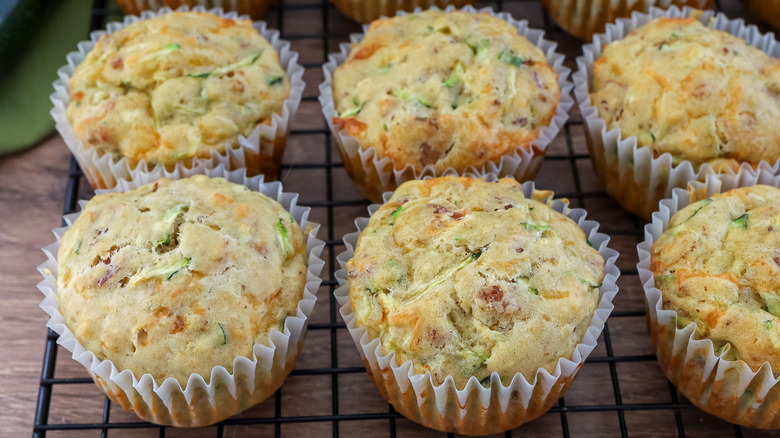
35,169,325,427
332,178,620,432
50,5,305,189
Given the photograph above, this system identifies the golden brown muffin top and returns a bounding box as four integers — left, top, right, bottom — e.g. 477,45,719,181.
347,177,604,387
66,12,290,166
332,10,560,173
591,16,780,170
651,185,780,371
56,176,307,384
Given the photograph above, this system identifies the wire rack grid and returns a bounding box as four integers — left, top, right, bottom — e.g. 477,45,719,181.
32,0,779,437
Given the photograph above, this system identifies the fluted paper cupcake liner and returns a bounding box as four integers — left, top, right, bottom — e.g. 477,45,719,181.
334,179,620,435
330,0,477,24
50,6,305,190
540,0,713,41
573,5,780,221
320,5,574,203
117,0,275,19
36,167,325,427
637,170,780,429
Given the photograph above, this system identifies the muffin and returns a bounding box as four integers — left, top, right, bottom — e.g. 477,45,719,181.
330,0,477,24
741,0,780,30
540,0,713,41
52,9,304,189
117,1,275,19
640,177,780,428
336,176,620,434
40,174,323,427
321,7,571,202
574,8,780,220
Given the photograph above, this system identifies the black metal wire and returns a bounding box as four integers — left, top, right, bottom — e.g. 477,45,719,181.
32,0,764,437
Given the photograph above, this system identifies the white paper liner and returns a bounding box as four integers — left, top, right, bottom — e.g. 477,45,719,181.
330,0,477,24
333,178,621,435
637,169,780,428
36,167,326,427
539,0,713,41
50,6,305,190
319,5,574,202
573,6,780,221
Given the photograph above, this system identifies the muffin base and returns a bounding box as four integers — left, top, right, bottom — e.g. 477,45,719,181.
638,171,780,429
540,0,713,41
116,0,275,19
37,167,326,427
50,6,305,190
573,6,780,221
334,179,621,435
331,0,478,24
319,5,573,203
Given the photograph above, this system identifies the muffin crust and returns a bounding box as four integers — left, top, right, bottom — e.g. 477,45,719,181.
331,10,560,173
66,12,290,167
346,177,604,387
591,17,780,170
56,176,307,384
651,185,780,371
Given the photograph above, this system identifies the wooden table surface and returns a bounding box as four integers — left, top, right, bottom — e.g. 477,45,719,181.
1,1,778,436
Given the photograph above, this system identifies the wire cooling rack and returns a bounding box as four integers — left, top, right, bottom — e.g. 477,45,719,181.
33,0,779,436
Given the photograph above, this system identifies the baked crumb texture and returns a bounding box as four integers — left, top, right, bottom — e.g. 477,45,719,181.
591,17,780,171
66,12,291,166
332,10,560,174
347,176,604,388
56,175,307,385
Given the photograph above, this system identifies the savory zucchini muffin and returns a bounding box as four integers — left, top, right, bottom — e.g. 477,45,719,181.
331,10,560,176
66,11,290,169
651,185,780,372
346,176,604,387
591,16,780,171
56,175,307,385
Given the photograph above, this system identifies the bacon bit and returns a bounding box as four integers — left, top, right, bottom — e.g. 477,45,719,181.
493,99,501,106
332,117,367,136
427,204,449,214
480,286,504,304
227,71,235,78
97,264,118,287
723,47,729,54
420,143,441,166
774,257,780,268
171,315,187,334
152,182,159,193
254,242,268,257
415,117,439,130
111,58,123,69
516,247,524,253
512,118,527,127
72,91,84,102
534,71,546,89
504,204,513,210
450,211,465,220
348,269,359,279
95,228,108,236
